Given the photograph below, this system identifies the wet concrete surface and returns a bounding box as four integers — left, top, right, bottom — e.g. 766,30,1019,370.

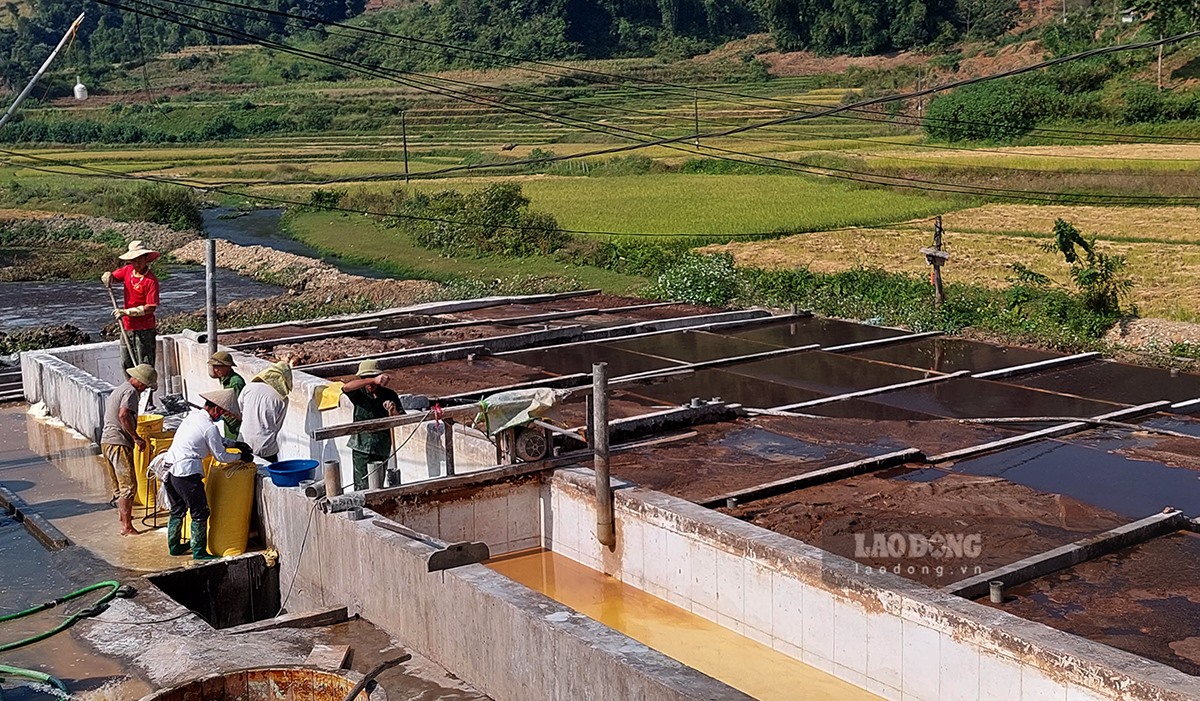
1,407,180,572
986,531,1200,676
726,472,1128,588
930,437,1200,518
0,405,491,700
0,513,154,701
1013,360,1200,405
729,317,907,348
850,337,1061,374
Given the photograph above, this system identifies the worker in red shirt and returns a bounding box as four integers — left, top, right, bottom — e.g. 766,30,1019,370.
102,240,161,371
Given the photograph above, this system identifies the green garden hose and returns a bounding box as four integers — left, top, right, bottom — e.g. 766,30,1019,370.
0,580,125,653
0,664,69,695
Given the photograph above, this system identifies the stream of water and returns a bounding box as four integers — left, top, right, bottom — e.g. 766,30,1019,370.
0,207,373,337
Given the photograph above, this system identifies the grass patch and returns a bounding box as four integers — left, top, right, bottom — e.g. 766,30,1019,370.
280,210,649,294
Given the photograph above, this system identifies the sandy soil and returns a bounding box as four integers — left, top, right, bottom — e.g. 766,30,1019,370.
990,532,1200,675
727,472,1127,587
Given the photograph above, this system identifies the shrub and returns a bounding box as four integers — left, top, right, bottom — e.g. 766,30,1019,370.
391,183,569,258
651,252,739,306
129,185,203,231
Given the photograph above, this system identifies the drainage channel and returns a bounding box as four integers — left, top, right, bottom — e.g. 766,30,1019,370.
487,549,879,701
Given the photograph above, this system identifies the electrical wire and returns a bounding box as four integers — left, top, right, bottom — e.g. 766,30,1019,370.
123,0,1200,145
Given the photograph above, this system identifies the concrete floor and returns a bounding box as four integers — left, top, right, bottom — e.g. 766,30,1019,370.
0,403,490,701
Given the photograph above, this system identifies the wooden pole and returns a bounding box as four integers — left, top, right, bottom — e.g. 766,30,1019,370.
593,362,615,548
933,216,945,306
693,90,700,149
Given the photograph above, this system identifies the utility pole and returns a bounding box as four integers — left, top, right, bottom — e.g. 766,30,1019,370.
1062,0,1067,23
0,12,85,131
920,216,950,307
401,111,410,183
693,89,700,149
1158,36,1164,93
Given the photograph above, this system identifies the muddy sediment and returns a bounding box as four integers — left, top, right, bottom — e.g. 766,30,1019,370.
608,415,1015,503
989,531,1200,676
726,472,1127,587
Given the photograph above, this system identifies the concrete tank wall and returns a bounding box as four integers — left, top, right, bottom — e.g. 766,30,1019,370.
544,469,1200,701
258,480,751,701
21,341,121,444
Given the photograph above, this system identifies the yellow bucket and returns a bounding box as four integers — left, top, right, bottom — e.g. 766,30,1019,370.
133,414,164,506
183,451,257,557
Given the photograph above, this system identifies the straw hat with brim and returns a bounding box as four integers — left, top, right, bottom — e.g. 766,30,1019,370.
200,388,242,419
126,364,158,388
118,240,160,263
208,351,236,367
356,359,384,377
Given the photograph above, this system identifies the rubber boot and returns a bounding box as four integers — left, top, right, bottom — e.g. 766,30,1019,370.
166,516,188,556
190,519,218,561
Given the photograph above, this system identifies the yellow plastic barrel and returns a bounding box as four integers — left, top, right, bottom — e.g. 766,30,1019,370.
183,448,257,556
133,414,164,506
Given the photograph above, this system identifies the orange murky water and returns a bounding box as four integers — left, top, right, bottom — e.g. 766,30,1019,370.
487,549,880,701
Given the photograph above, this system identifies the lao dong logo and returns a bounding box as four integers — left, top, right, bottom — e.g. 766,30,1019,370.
853,532,983,560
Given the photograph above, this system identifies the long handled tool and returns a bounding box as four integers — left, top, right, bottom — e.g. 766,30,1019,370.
106,283,136,363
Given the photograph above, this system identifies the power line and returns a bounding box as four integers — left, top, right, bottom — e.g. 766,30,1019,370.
123,0,1200,145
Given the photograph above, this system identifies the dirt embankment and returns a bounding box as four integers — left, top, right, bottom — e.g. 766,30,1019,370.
0,213,201,283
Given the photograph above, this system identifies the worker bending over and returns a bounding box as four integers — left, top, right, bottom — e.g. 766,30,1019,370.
99,364,157,536
102,240,160,371
239,360,292,464
162,389,252,560
342,359,402,491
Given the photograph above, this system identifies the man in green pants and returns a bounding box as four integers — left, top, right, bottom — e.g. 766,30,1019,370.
341,360,402,491
207,351,245,440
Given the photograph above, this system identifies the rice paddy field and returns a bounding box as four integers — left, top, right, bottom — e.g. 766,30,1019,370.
7,67,1200,320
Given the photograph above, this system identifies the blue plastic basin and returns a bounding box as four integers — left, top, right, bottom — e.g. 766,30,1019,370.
265,459,319,487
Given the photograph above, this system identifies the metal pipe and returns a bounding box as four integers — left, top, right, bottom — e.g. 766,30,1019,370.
444,418,456,476
205,236,218,357
593,362,615,548
0,12,84,131
323,460,343,498
989,581,1005,604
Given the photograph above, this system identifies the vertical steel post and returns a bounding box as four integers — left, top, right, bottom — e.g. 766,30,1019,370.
444,418,456,476
205,236,217,357
593,362,615,547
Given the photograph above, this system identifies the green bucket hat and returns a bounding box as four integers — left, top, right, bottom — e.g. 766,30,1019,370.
126,364,158,389
356,359,384,378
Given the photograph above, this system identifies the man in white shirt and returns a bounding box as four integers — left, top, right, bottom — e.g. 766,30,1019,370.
238,361,292,464
163,388,251,560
